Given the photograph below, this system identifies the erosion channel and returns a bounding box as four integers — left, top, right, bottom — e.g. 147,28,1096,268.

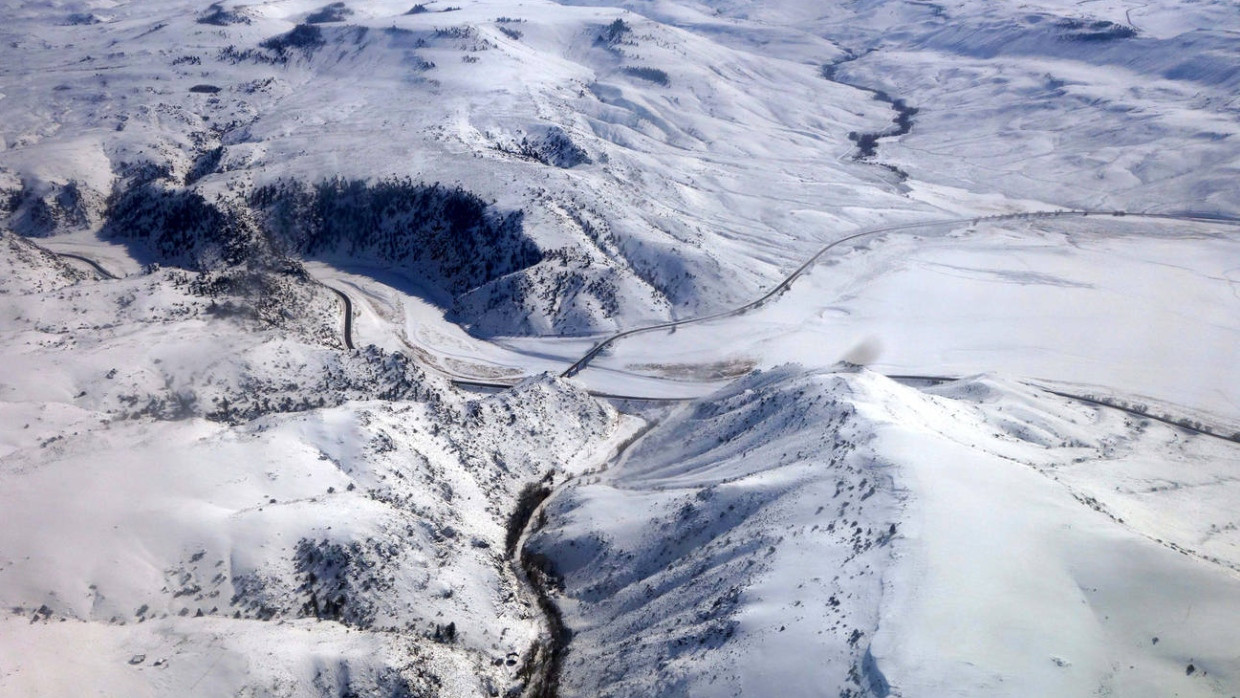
503,412,664,698
822,52,919,172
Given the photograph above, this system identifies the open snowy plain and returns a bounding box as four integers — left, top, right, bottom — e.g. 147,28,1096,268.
1,0,1238,695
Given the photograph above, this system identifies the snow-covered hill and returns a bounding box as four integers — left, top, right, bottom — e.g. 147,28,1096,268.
3,0,1233,337
0,237,636,695
2,0,1238,695
0,0,916,336
532,366,1240,697
576,214,1240,421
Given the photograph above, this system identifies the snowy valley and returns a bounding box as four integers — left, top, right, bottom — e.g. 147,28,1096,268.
2,0,1239,696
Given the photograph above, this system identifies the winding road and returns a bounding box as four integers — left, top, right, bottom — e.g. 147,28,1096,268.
312,207,1239,440
42,209,1240,442
559,209,1240,378
31,210,1240,698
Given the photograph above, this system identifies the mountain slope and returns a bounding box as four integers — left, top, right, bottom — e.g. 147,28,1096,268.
0,240,632,696
530,367,1240,697
1,0,1238,694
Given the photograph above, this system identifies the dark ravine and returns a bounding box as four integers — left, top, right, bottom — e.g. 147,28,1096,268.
821,52,918,168
517,549,571,698
506,481,554,559
505,479,567,698
846,94,917,161
503,416,666,698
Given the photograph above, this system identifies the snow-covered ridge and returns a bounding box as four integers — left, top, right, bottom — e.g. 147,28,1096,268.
0,0,925,336
532,365,1240,697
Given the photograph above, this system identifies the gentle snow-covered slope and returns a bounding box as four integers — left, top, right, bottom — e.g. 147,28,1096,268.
531,366,1240,697
620,0,1240,215
579,215,1240,421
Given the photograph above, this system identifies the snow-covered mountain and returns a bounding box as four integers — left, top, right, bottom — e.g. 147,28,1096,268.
2,0,1239,695
0,231,641,694
0,0,905,336
533,367,1240,697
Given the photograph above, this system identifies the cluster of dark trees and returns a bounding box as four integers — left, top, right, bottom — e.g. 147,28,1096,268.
250,177,542,295
1055,18,1137,41
294,538,388,627
103,167,543,304
305,2,353,24
197,2,250,26
598,18,631,45
103,176,262,268
622,66,670,86
511,127,591,169
219,24,329,64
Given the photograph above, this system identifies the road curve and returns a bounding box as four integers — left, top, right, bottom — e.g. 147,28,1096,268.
56,252,120,280
323,284,356,350
46,237,1235,442
560,209,1240,378
54,247,360,352
33,234,1238,444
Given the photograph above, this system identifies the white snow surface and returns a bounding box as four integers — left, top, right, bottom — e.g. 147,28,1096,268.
579,215,1240,422
7,0,1233,337
1,0,1239,695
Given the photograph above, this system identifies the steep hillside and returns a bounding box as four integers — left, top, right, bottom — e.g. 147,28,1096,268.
531,366,1240,697
0,231,92,293
0,240,631,696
